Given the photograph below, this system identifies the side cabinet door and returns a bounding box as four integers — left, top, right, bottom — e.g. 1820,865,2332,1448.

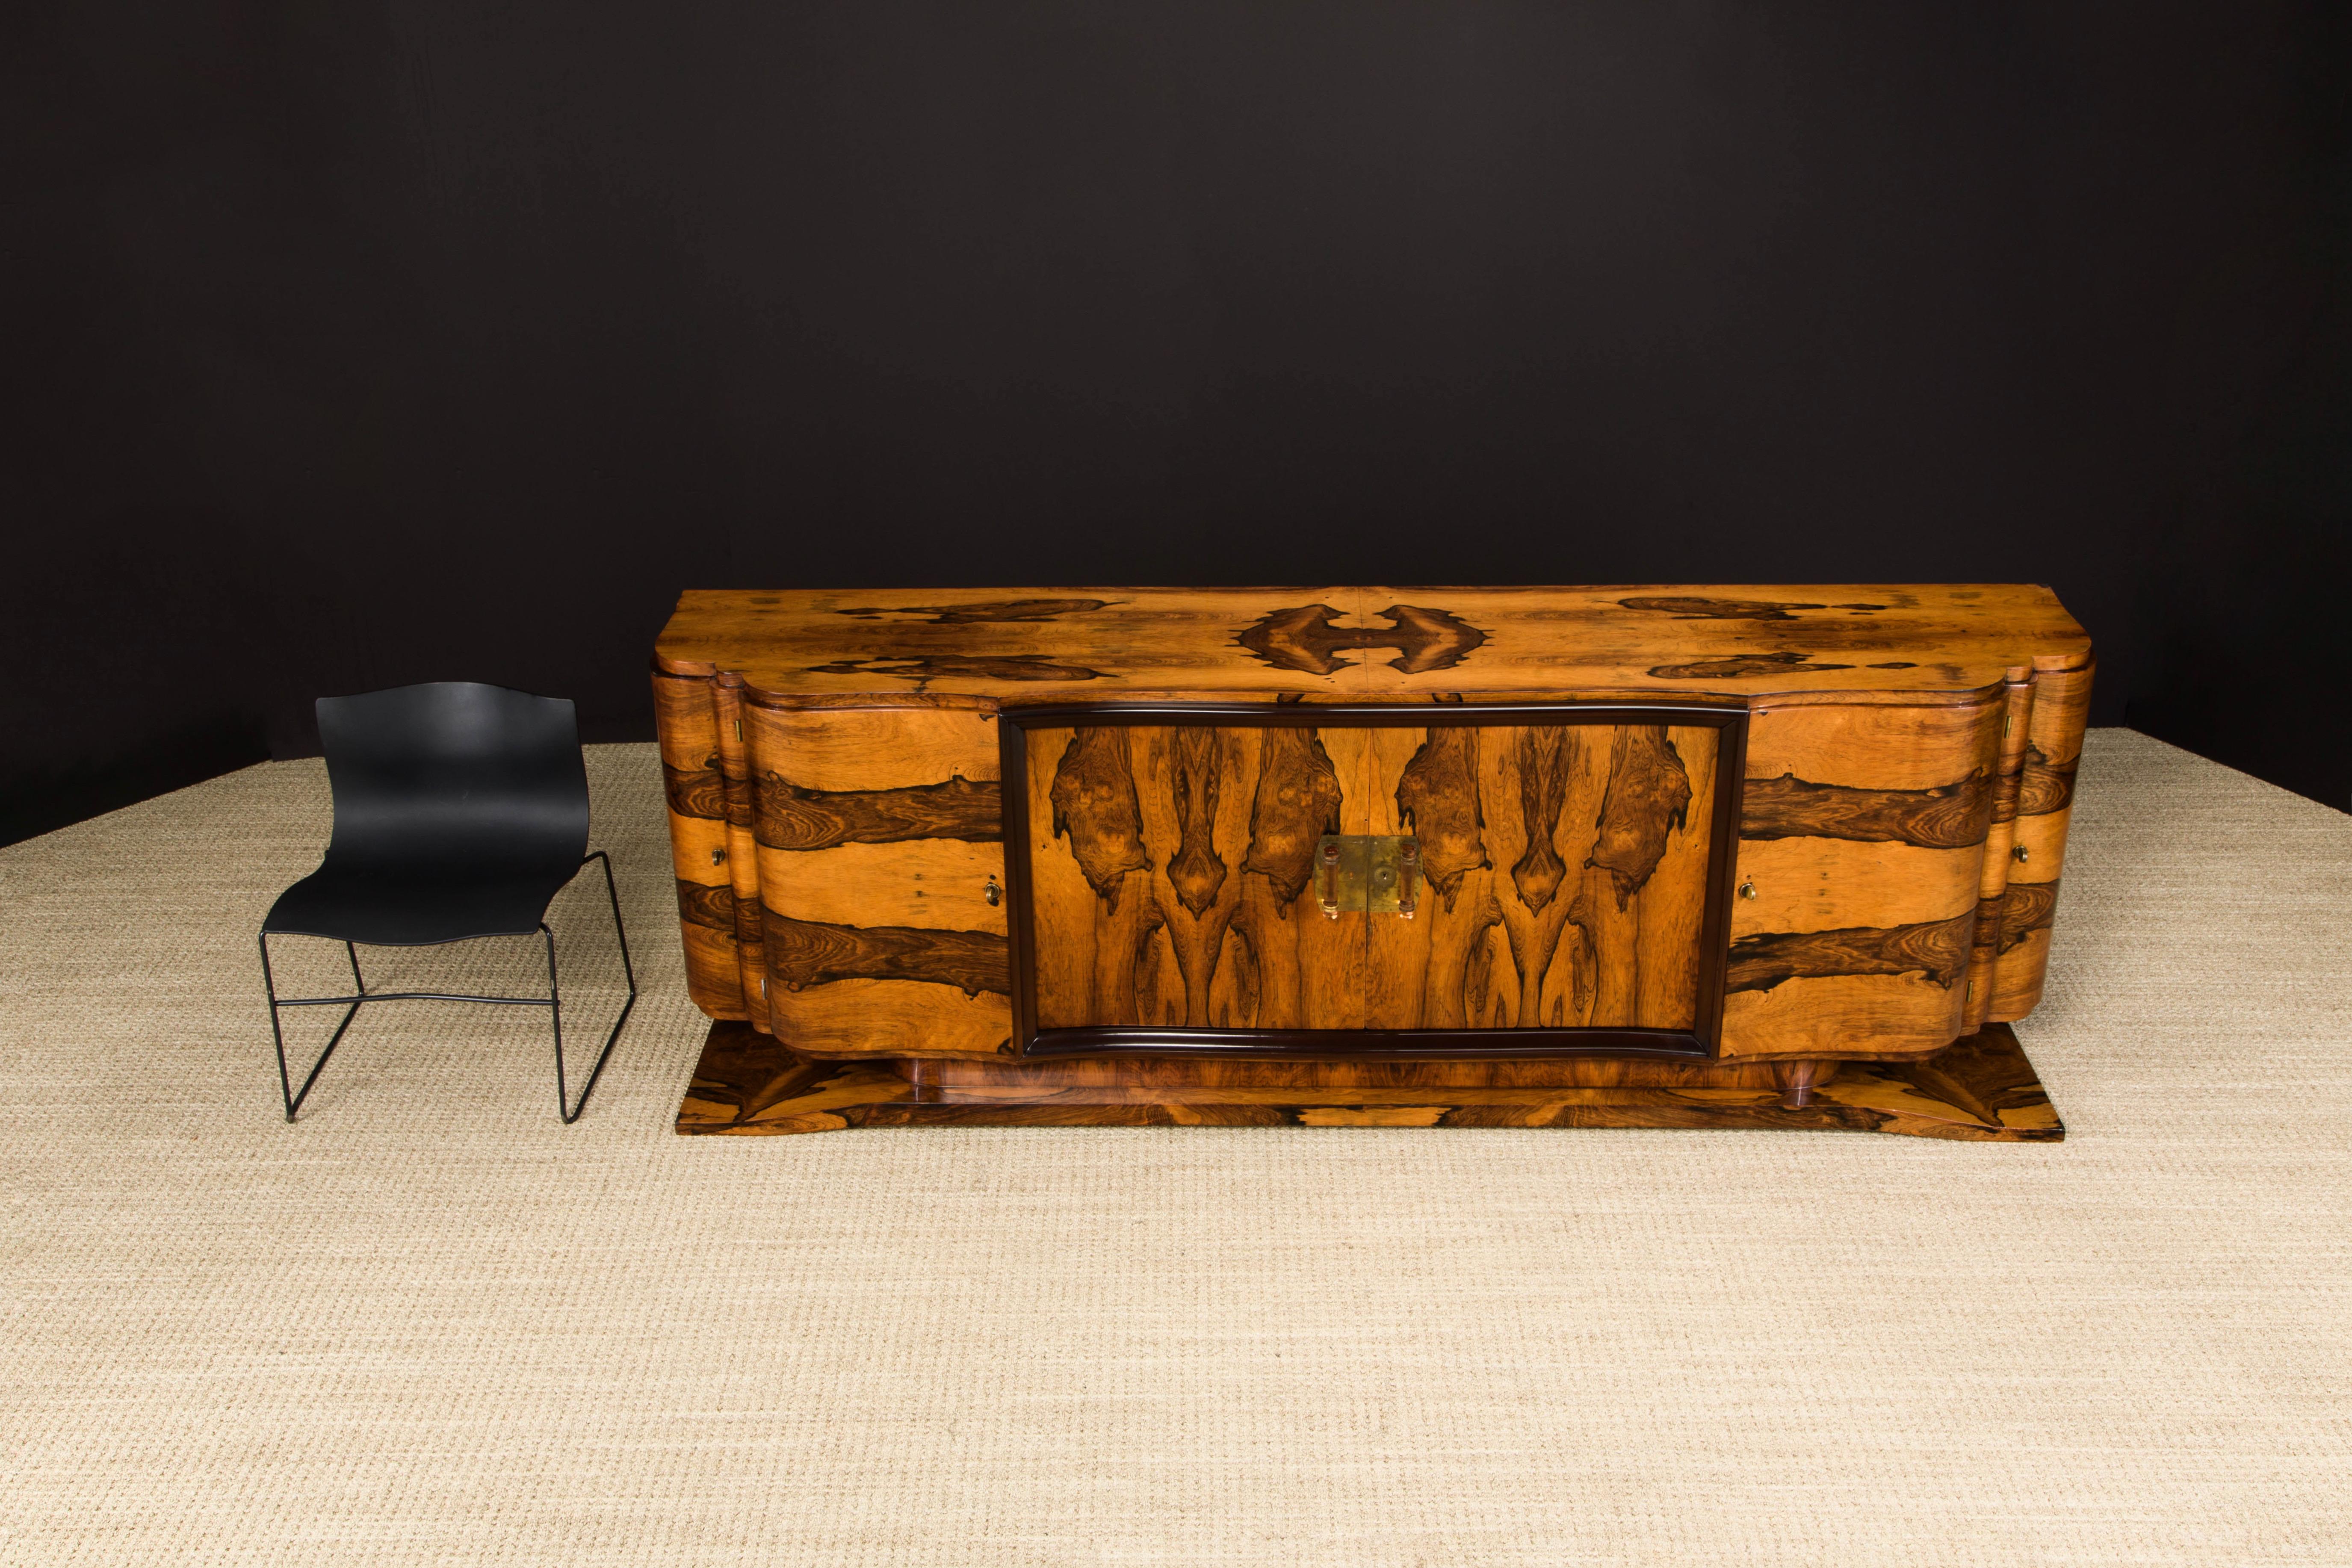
1724,697,2004,1057
1022,724,1363,1032
747,703,1015,1057
1358,720,1724,1033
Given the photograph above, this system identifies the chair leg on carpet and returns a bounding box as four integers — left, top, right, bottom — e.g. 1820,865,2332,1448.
260,931,366,1123
547,852,639,1124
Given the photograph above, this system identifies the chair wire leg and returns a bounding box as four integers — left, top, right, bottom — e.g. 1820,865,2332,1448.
261,931,365,1122
545,924,569,1121
547,851,638,1124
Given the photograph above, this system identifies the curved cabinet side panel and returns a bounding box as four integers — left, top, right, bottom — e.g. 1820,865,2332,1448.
1963,673,2038,1030
653,669,749,1022
1988,659,2092,1023
711,677,771,1031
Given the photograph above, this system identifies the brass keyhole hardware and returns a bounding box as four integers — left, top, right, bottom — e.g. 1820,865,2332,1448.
1315,835,1421,918
984,877,1002,907
2013,845,2030,864
1738,880,1756,900
712,847,727,867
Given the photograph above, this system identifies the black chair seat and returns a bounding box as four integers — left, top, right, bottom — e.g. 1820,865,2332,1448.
264,863,582,947
258,682,635,1122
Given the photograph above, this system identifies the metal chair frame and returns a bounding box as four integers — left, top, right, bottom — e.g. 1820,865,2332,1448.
260,850,637,1124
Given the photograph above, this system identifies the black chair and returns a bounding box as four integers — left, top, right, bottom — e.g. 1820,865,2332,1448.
259,682,636,1122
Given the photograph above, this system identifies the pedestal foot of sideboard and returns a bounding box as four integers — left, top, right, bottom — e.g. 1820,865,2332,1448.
675,1024,2063,1142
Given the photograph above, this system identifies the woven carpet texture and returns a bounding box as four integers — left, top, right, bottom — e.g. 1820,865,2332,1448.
3,730,2348,1565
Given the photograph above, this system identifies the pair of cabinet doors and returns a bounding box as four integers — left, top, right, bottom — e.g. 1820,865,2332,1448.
1010,708,1743,1052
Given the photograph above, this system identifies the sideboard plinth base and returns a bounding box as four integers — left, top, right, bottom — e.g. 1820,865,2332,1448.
676,1023,2062,1142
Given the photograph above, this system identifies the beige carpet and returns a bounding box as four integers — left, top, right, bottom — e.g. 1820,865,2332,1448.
3,730,2348,1566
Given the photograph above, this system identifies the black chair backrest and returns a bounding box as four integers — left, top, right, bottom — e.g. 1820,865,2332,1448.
317,682,589,876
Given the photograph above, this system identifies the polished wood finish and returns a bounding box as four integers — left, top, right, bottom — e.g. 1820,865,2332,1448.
1015,716,1731,1036
1723,691,2009,1058
1357,721,1721,1031
652,586,2090,1134
744,699,1012,1059
996,702,1746,1060
676,1019,2062,1141
655,586,2091,703
1987,658,2092,1022
1024,723,1360,1031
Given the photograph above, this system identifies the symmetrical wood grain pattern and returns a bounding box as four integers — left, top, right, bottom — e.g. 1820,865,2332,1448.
677,1020,2062,1141
1026,725,1360,1031
1357,723,1719,1031
649,588,2094,1076
656,586,2092,704
1235,602,1489,676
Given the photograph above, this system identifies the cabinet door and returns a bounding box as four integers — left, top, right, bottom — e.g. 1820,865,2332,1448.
1723,697,2004,1057
1357,721,1723,1031
1021,724,1365,1031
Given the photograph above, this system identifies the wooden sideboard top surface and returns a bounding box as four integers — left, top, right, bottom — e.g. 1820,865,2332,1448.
654,585,2091,706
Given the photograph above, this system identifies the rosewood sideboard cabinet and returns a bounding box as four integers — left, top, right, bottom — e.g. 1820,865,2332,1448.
658,587,2089,1140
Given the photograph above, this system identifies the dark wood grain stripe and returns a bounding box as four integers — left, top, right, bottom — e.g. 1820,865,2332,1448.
1997,880,2058,954
664,762,728,820
1242,727,1344,904
1394,727,1488,902
763,910,1011,998
805,654,1104,684
2016,746,2078,817
1990,757,2026,825
676,879,734,933
1971,894,2004,954
1727,909,1974,995
1051,729,1150,907
1235,602,1486,676
755,774,1002,850
1648,652,1856,679
1740,771,1992,849
836,598,1112,623
1587,726,1693,907
1620,596,1824,620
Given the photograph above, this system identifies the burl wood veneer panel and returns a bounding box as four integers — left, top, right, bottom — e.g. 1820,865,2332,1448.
1025,725,1363,1030
1355,723,1719,1030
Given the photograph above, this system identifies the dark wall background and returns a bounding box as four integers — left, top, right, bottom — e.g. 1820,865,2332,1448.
7,0,2348,845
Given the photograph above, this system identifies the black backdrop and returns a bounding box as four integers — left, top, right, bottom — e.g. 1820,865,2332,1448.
8,0,2348,845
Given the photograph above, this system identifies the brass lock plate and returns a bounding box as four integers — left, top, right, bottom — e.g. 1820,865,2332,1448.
1315,835,1421,918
